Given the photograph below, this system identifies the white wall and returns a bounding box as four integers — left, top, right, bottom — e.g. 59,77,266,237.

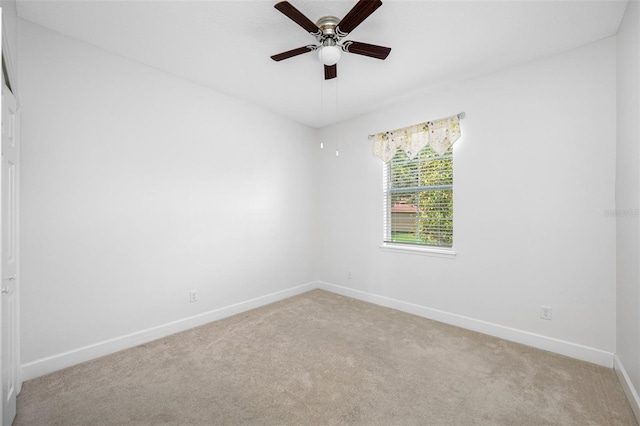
616,0,640,413
316,38,617,359
18,20,317,371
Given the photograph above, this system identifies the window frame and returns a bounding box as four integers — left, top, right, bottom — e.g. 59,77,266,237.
380,144,456,258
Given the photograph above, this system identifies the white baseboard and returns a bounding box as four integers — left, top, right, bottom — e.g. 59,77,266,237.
22,280,617,382
614,355,640,424
21,282,315,381
317,281,615,368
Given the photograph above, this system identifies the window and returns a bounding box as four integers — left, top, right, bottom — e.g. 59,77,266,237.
383,144,453,247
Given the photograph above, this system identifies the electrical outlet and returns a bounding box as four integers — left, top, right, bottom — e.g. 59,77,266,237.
189,291,198,303
540,306,552,320
348,271,353,279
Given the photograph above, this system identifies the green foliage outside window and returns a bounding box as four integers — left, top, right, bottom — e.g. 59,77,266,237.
386,144,453,247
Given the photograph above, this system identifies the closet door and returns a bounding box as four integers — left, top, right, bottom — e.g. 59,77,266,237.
1,26,20,423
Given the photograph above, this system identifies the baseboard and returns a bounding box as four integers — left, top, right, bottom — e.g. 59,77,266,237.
317,281,615,368
22,280,617,381
614,355,640,424
21,282,316,381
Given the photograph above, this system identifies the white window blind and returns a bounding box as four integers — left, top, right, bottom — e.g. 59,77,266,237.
383,144,453,247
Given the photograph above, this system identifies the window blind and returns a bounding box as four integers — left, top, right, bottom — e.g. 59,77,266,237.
383,144,453,247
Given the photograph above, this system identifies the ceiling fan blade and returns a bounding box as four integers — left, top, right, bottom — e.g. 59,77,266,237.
336,0,382,36
271,46,315,62
324,64,337,80
274,1,321,36
343,41,391,60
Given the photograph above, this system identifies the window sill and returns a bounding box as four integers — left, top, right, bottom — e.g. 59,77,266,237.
379,243,457,259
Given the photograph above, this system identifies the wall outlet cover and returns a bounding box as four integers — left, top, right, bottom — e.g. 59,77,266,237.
540,306,552,320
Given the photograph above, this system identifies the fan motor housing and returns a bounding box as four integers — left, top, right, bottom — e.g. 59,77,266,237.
316,16,341,40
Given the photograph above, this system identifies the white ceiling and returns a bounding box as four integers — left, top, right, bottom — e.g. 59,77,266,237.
17,0,628,128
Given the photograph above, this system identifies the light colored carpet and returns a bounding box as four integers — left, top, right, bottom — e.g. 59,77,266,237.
15,290,637,425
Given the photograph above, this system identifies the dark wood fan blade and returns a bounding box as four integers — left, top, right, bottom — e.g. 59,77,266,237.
343,41,391,60
324,64,337,80
274,1,321,35
336,0,382,36
271,46,315,61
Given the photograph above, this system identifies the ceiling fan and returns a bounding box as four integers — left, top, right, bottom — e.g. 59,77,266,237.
270,0,391,80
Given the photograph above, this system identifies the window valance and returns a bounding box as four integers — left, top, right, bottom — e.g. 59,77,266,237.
369,113,464,162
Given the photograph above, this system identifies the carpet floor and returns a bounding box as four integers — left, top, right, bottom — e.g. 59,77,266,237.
15,290,637,425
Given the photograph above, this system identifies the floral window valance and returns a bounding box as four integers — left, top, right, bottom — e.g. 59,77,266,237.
369,113,464,162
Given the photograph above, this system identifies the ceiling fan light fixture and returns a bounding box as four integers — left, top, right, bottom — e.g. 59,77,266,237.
318,45,341,66
271,1,390,79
